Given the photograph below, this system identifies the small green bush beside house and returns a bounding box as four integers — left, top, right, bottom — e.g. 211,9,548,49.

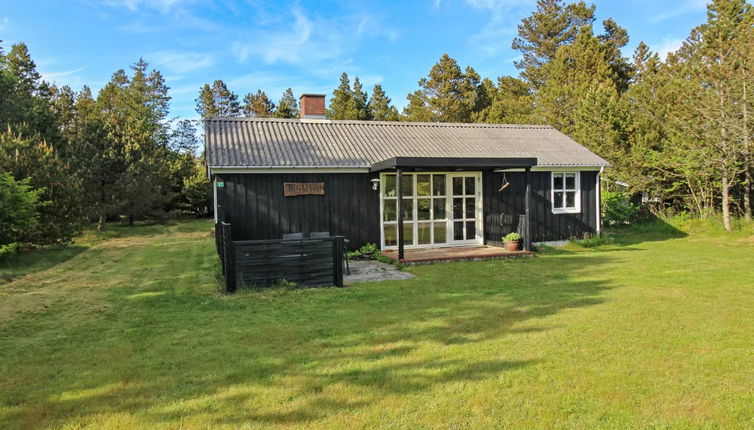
601,190,639,226
0,172,42,259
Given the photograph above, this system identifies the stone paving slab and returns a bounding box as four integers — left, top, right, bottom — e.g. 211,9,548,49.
344,260,414,284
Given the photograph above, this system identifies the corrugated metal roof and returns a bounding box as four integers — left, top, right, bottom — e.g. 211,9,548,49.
204,118,610,168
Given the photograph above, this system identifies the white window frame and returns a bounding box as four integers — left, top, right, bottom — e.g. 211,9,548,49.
379,172,483,250
551,171,581,214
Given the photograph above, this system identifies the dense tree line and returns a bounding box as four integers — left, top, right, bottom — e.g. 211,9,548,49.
0,43,210,257
196,0,752,230
2,0,750,258
195,84,299,119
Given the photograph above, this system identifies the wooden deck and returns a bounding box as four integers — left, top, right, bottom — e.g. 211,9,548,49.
382,245,534,265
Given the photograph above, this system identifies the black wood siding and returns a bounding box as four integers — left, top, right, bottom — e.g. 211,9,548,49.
216,173,381,250
483,171,598,244
217,170,597,250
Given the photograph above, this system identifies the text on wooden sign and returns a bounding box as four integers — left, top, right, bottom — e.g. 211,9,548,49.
283,182,325,197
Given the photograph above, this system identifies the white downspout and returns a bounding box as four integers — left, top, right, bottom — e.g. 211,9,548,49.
212,173,218,224
596,166,604,236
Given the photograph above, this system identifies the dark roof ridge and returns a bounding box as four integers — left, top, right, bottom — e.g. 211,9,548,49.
204,117,555,129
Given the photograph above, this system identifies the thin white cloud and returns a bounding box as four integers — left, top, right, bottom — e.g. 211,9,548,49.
41,66,87,81
231,9,322,64
356,15,400,42
101,0,186,13
149,51,215,74
0,17,9,31
649,0,707,23
464,0,535,58
83,0,217,32
39,66,103,92
653,38,685,59
355,74,384,88
231,7,398,69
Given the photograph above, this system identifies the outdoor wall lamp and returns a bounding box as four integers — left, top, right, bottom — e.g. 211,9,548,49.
371,178,380,191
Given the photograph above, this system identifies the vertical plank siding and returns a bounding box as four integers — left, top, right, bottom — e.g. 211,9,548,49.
483,171,597,243
217,171,597,250
217,173,381,250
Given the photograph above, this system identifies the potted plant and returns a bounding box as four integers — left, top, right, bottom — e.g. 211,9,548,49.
359,243,378,259
503,232,522,252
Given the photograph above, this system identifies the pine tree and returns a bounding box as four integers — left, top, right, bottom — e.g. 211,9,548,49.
571,85,629,171
74,85,123,230
599,18,633,91
535,27,617,132
243,89,275,118
740,20,754,221
6,42,42,95
368,84,399,121
512,0,596,89
471,77,496,122
688,0,753,230
274,88,298,118
402,90,432,122
474,77,533,124
96,59,173,226
2,43,59,145
195,80,241,118
121,59,172,224
352,77,371,120
181,158,211,216
0,171,42,254
621,44,676,201
196,84,217,117
0,43,82,242
407,54,482,122
170,119,200,155
0,130,83,243
328,72,359,119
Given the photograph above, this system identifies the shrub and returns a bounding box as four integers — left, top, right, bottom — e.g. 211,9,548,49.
0,243,19,260
348,243,379,260
272,279,298,289
503,232,522,242
181,164,211,217
602,190,639,226
0,132,82,244
572,233,614,248
0,171,43,258
368,251,403,269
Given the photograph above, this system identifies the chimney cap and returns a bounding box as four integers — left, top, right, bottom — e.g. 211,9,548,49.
299,93,326,99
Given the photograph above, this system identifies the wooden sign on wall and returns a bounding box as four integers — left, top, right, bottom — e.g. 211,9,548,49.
284,182,325,197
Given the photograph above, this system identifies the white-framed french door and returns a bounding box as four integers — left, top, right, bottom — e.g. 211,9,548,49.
448,173,483,245
379,171,483,250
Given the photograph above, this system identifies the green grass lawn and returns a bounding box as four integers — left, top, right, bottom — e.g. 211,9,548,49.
1,219,753,429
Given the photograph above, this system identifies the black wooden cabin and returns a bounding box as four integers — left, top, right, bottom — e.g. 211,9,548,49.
207,94,609,261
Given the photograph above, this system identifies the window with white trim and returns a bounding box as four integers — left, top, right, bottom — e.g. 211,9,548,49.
552,172,580,214
381,173,450,247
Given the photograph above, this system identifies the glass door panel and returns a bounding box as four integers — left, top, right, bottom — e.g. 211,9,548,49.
381,172,478,248
449,174,479,243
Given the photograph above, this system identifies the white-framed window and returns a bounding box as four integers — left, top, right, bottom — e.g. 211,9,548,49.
551,172,581,214
379,172,482,249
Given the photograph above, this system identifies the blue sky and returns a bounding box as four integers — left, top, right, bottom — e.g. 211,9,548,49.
1,0,709,120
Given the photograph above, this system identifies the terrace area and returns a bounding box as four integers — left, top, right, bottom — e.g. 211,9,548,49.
382,245,534,265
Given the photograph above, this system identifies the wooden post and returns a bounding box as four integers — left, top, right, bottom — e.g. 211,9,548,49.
524,167,532,251
397,169,404,261
223,222,236,292
333,236,344,287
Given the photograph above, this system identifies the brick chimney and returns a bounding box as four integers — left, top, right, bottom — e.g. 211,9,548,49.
299,94,326,120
